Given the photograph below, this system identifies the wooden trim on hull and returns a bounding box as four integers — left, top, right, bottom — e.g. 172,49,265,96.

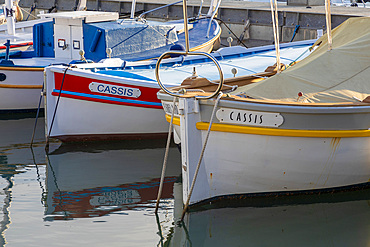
189,182,370,211
0,66,44,71
50,132,169,142
0,83,42,89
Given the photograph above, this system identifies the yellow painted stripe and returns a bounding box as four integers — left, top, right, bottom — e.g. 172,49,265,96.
165,114,181,126
189,30,221,51
0,66,44,71
196,122,370,138
165,114,370,137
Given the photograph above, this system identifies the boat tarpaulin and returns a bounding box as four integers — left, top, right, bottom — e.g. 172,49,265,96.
232,17,370,103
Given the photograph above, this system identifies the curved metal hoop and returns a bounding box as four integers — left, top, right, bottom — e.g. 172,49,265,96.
155,51,224,99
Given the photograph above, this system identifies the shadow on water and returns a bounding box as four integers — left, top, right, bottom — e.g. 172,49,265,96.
161,185,370,247
0,110,44,121
49,138,175,155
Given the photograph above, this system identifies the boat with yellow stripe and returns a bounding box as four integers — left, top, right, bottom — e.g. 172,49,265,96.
156,17,370,208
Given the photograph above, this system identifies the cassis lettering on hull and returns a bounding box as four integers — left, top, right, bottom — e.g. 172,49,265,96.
216,108,284,127
89,82,141,98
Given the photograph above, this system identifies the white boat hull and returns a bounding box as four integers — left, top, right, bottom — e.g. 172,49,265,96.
0,67,43,110
46,95,169,141
45,40,315,141
199,132,369,197
159,96,370,207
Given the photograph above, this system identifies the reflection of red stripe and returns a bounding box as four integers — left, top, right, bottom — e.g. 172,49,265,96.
0,42,33,49
51,91,163,109
51,177,178,219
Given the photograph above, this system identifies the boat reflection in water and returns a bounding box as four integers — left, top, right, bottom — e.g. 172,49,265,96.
44,140,181,221
165,188,370,246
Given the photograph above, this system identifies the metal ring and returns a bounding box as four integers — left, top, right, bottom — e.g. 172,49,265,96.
155,51,224,99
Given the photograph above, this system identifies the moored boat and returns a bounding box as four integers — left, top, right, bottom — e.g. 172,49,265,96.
156,17,370,208
44,40,314,142
0,1,222,112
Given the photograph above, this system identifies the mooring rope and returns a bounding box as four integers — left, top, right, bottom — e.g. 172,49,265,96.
324,0,332,51
270,0,281,73
30,80,44,147
181,92,223,221
155,96,177,213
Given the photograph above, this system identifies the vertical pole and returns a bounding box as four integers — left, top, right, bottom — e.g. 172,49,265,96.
130,0,137,19
270,0,280,73
182,0,189,53
5,0,15,36
325,0,332,51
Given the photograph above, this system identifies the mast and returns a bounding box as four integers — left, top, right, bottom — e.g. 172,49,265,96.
5,0,15,36
130,0,137,19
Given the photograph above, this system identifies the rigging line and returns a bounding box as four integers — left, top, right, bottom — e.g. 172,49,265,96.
213,17,248,49
170,62,258,75
143,22,177,46
286,47,311,68
113,19,177,50
110,26,149,49
23,4,38,20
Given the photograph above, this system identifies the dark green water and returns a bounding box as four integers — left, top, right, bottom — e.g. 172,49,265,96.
0,115,369,246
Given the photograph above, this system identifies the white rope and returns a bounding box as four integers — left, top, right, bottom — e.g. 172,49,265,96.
325,0,332,51
270,0,281,73
155,96,177,213
19,6,37,19
181,92,223,220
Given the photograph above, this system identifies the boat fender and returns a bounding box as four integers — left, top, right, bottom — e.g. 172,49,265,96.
89,29,102,53
169,44,185,58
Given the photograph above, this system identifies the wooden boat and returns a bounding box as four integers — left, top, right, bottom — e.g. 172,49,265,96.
156,17,370,208
44,40,314,142
0,1,221,111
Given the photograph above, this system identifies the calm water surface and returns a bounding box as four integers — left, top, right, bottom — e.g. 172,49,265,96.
0,115,369,246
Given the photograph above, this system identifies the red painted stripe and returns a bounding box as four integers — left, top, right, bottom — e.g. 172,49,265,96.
51,91,163,109
0,42,33,49
54,72,161,103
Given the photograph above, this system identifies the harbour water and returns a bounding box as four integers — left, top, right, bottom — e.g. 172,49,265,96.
0,114,369,246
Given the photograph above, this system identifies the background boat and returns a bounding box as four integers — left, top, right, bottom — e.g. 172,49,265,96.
0,0,221,112
44,39,314,142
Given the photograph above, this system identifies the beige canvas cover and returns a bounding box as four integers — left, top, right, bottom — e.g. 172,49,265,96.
232,17,370,103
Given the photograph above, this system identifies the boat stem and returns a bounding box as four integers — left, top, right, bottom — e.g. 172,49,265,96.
181,93,223,221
